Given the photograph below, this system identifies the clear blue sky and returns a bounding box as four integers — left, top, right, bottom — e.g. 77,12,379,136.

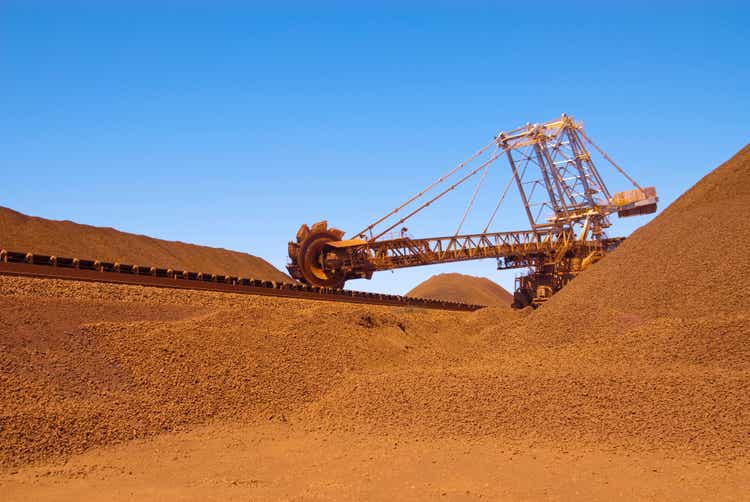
2,1,748,294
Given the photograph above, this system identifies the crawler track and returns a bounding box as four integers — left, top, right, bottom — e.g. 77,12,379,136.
0,250,482,312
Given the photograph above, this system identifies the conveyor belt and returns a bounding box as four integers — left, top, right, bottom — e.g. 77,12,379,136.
0,250,482,312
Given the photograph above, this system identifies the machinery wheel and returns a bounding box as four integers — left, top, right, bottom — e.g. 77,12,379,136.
288,221,346,288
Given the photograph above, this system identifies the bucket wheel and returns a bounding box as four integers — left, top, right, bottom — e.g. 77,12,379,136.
287,221,347,288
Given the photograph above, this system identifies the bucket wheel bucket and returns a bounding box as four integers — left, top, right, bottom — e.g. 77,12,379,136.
287,221,347,288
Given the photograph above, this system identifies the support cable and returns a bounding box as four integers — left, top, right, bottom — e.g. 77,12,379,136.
369,148,507,242
454,151,493,236
482,171,518,233
356,139,497,239
576,128,644,192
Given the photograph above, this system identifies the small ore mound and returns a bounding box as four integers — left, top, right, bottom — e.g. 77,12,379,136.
407,272,513,306
0,206,289,282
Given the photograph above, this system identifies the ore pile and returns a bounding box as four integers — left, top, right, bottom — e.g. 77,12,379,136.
0,279,467,467
539,142,750,320
407,272,513,306
0,207,289,282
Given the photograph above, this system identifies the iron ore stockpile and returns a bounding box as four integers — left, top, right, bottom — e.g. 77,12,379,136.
407,272,513,306
1,145,749,500
0,206,290,282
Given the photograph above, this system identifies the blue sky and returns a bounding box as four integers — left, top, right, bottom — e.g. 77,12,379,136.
2,1,748,294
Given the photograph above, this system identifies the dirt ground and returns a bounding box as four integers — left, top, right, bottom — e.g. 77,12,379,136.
3,422,748,501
